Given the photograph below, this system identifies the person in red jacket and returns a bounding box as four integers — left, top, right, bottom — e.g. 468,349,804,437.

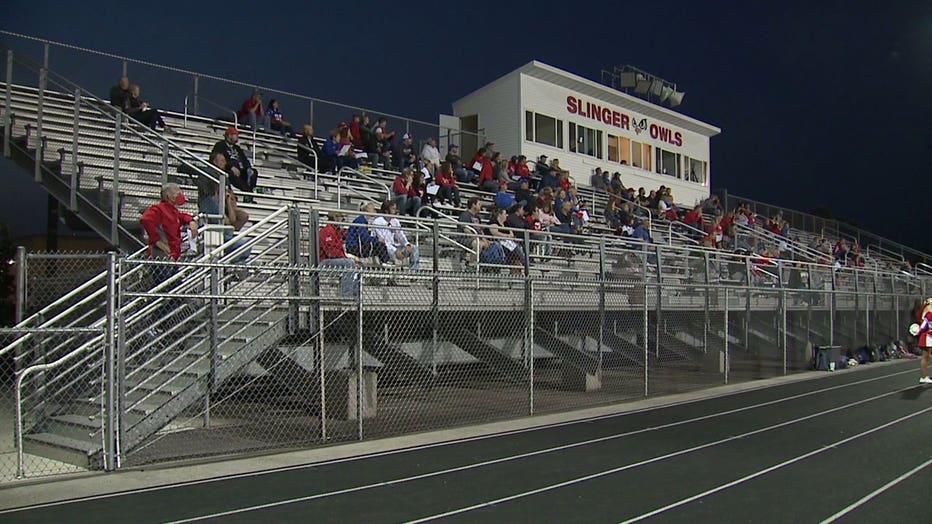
318,211,360,296
140,183,198,263
237,90,270,131
392,168,421,216
469,148,492,187
435,161,461,207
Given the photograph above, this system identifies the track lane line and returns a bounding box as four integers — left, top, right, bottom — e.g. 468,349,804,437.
619,407,932,523
167,382,917,523
819,456,932,523
1,368,912,516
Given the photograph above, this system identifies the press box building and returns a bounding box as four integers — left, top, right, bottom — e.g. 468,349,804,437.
450,61,721,206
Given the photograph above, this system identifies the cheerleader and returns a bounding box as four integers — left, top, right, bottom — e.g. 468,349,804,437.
913,298,932,384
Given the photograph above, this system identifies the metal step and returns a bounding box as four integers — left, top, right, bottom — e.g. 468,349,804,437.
41,414,103,441
22,432,99,469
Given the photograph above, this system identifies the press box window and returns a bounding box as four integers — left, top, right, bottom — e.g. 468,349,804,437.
655,148,680,177
524,111,563,148
569,123,603,159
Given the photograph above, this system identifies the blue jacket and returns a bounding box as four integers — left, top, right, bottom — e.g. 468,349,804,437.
632,224,653,243
345,214,378,248
495,191,516,210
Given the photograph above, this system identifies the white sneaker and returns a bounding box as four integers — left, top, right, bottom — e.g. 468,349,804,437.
920,377,932,384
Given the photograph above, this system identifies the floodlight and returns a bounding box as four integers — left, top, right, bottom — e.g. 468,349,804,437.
634,74,651,94
669,91,685,107
649,79,664,97
660,85,674,103
619,72,637,88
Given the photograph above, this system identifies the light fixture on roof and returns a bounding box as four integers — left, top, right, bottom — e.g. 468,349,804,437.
634,74,651,94
668,90,685,108
601,65,685,109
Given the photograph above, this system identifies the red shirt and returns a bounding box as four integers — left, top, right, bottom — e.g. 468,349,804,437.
392,176,409,196
436,170,457,187
478,158,495,185
513,162,531,180
237,98,263,120
319,223,348,260
140,200,194,260
683,209,704,228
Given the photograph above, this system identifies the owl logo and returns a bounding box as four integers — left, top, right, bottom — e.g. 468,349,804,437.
632,118,648,135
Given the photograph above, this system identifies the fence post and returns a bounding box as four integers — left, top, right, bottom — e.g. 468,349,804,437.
430,219,439,376
112,113,121,246
161,140,169,184
115,256,126,469
528,279,535,415
192,74,199,116
288,205,301,332
3,50,12,158
14,246,26,325
35,66,45,183
103,252,118,471
781,288,787,375
356,276,364,440
598,238,606,373
71,88,80,210
643,279,649,397
724,287,730,384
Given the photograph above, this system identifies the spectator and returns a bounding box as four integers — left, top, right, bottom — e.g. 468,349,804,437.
493,152,513,188
434,161,461,207
123,84,167,131
411,171,427,213
495,182,516,210
535,155,551,183
358,114,380,162
211,127,259,193
324,128,358,172
466,147,490,185
512,155,532,187
514,179,535,208
345,202,390,264
478,155,499,193
349,114,363,149
486,206,526,273
266,99,295,138
140,182,197,262
392,168,422,216
393,133,418,170
297,124,328,172
506,202,528,231
198,161,251,262
109,75,131,111
682,204,706,230
420,137,441,168
372,200,419,270
318,211,360,296
604,199,622,229
589,167,605,190
373,117,396,165
556,199,583,235
237,90,270,131
636,187,650,208
632,218,653,243
609,172,625,196
446,144,470,182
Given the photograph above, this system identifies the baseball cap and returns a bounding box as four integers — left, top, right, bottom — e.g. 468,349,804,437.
449,143,458,149
403,132,412,140
338,121,348,128
225,126,239,135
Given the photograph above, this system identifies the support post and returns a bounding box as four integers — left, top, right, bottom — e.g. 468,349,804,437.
112,113,121,246
35,67,46,183
192,75,199,116
14,246,25,325
3,50,12,158
356,277,364,440
103,252,118,471
724,287,730,384
71,89,81,210
528,279,535,415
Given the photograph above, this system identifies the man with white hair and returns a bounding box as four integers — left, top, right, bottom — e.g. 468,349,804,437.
140,183,198,263
372,200,419,270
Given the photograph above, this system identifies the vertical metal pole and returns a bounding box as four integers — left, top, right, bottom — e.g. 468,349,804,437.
112,113,121,246
781,288,787,375
308,100,314,128
192,75,200,116
43,44,49,69
356,277,364,440
597,238,605,373
206,261,219,429
103,252,117,471
71,89,81,210
528,279,535,415
654,247,662,359
643,280,649,397
14,246,26,325
431,220,439,376
160,141,169,184
288,206,301,332
318,287,328,442
115,257,126,468
724,287,730,384
894,295,900,340
35,67,45,183
121,60,127,77
5,50,14,158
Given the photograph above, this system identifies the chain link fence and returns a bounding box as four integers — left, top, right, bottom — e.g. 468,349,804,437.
1,238,928,482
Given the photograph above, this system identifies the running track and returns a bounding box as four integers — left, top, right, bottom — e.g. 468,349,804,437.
2,360,930,523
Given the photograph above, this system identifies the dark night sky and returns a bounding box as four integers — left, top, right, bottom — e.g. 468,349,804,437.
1,1,930,251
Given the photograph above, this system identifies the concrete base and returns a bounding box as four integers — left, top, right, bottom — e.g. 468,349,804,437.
561,364,602,391
325,370,378,420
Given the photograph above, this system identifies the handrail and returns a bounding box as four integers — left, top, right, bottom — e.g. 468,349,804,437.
0,30,487,142
294,140,319,198
335,167,386,208
183,92,237,129
347,167,391,201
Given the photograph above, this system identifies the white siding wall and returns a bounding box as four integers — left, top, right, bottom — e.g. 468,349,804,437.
519,76,712,206
451,74,521,161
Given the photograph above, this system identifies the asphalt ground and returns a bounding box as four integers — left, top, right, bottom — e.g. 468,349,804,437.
1,360,929,523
